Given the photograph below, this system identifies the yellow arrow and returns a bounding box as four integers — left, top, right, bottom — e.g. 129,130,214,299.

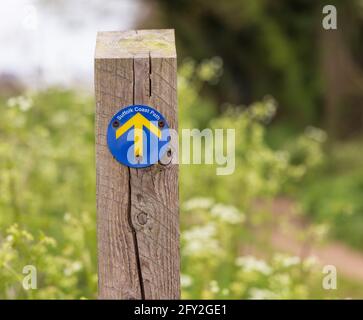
115,112,161,157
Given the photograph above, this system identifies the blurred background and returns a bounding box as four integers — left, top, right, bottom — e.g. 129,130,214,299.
1,0,363,299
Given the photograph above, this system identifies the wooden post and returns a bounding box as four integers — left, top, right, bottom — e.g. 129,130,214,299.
95,30,179,299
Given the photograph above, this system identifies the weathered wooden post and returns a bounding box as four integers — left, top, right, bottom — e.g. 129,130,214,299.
95,30,179,299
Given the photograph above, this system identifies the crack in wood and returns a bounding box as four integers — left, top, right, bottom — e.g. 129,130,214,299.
129,59,146,299
128,166,145,298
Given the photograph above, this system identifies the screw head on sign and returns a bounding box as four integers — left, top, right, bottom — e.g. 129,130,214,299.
135,154,142,163
112,120,120,128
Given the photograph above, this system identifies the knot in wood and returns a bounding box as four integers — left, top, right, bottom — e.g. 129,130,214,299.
137,212,148,225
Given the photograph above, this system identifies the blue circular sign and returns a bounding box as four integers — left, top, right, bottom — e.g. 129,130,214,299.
107,105,170,168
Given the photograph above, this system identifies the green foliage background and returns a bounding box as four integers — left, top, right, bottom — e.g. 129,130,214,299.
0,61,362,299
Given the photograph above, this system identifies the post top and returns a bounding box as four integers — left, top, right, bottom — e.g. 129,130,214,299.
95,29,176,59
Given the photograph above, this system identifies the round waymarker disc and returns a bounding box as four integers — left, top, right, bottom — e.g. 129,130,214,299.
107,105,170,168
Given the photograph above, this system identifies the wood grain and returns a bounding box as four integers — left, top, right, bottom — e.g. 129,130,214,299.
95,30,179,299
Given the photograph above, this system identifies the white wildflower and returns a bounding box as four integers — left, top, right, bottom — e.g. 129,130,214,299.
183,223,220,256
5,235,14,243
210,203,245,224
274,254,301,268
72,261,82,272
64,212,72,222
209,280,219,294
249,288,276,299
181,274,193,288
183,197,214,211
272,274,291,287
64,261,82,276
236,255,272,275
7,96,33,112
